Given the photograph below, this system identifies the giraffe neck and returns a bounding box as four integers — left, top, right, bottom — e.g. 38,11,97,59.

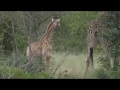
40,21,56,42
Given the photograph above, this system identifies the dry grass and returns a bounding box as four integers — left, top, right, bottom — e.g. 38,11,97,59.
51,52,101,79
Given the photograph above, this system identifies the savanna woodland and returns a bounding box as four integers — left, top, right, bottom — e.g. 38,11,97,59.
0,11,120,79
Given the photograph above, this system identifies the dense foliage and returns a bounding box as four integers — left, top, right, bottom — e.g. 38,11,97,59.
98,12,120,70
53,11,98,52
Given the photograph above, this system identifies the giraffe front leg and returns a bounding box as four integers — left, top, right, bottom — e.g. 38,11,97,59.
84,57,90,78
45,50,52,67
45,55,51,66
90,47,94,68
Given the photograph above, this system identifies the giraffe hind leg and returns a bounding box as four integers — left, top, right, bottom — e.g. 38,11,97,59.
84,47,93,78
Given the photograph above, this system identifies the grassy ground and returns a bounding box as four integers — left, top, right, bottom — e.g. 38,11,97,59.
0,52,102,79
51,52,101,79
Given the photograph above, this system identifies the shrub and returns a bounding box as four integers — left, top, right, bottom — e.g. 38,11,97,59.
95,68,120,79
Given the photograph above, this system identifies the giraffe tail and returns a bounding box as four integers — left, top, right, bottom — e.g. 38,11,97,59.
26,47,30,59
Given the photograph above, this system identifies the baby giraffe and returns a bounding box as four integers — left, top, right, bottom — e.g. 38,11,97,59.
26,17,60,66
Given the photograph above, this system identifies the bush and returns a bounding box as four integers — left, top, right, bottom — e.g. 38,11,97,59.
0,66,51,79
95,68,120,79
0,52,52,79
56,70,77,79
32,71,51,79
95,68,110,79
97,56,111,70
99,11,120,70
0,67,31,79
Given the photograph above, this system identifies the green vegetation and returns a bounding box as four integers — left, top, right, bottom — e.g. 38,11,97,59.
0,11,120,79
53,11,98,52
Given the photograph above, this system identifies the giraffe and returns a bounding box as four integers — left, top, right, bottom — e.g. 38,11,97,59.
26,16,60,66
84,12,112,77
84,16,101,77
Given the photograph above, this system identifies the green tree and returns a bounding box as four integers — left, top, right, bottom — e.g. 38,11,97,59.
0,12,14,55
99,11,120,70
53,11,98,53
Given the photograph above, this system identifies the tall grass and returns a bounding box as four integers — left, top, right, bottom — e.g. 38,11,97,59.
51,52,101,79
0,52,101,79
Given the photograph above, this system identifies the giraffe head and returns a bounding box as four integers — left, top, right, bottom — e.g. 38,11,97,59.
52,17,60,27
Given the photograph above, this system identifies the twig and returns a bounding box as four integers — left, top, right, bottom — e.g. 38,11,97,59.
51,52,69,78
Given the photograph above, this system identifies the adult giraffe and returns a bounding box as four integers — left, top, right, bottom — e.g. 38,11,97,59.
84,18,100,77
26,16,60,66
84,12,106,77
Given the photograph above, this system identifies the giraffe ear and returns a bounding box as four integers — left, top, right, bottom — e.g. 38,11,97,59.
52,18,54,21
